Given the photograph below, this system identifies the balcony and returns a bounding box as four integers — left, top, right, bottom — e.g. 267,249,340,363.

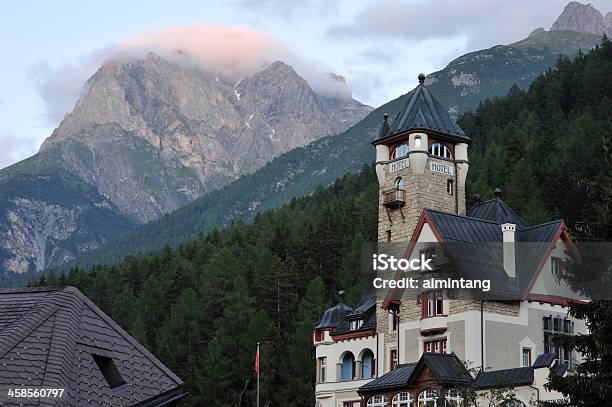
382,188,406,208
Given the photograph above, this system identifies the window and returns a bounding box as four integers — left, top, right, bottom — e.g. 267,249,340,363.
522,348,531,367
343,402,360,407
445,389,464,407
551,257,563,277
395,177,405,190
429,143,452,159
92,354,125,389
544,316,575,368
392,143,409,159
424,338,447,354
350,320,363,330
447,179,454,195
392,392,414,407
362,349,375,379
417,389,438,407
341,352,355,381
390,349,398,370
414,136,422,148
318,357,327,382
423,290,444,318
386,230,392,242
367,395,388,407
390,312,398,332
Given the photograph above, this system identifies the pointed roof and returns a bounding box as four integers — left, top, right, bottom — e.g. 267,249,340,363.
315,291,353,330
0,287,185,406
377,74,469,142
467,197,529,230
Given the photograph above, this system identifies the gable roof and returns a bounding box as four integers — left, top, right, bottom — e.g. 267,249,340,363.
359,353,471,394
383,200,570,308
408,353,473,386
0,287,184,406
533,353,556,369
377,77,469,142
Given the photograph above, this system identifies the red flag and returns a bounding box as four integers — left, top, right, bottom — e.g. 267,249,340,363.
255,343,260,374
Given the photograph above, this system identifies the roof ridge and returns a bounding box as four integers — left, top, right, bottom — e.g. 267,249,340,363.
0,287,60,294
519,220,562,231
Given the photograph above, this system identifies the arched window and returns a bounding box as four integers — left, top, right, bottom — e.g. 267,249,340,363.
445,389,464,406
395,177,404,190
414,136,423,148
367,395,388,407
418,389,438,407
340,352,355,381
361,349,375,379
392,143,409,159
429,143,452,159
392,392,413,407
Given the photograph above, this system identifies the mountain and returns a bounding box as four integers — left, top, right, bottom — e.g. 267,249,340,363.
424,2,611,115
424,30,601,115
52,6,610,273
0,54,371,279
4,2,609,284
550,1,611,35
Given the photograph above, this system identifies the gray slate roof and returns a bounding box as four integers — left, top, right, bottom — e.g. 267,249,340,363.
378,80,469,142
473,367,534,389
0,287,184,407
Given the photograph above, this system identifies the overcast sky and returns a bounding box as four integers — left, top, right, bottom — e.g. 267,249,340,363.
0,0,610,169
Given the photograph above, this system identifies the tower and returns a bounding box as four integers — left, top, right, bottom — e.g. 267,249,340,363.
374,74,470,243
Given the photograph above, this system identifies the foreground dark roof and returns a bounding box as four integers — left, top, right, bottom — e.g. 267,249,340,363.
0,287,184,406
473,367,534,389
378,76,469,142
360,363,417,391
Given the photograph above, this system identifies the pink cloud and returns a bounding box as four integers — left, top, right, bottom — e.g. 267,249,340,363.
120,24,295,78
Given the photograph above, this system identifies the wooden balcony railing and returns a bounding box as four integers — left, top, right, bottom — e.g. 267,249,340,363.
382,188,406,208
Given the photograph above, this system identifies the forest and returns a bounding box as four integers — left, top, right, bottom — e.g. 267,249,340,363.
38,37,612,406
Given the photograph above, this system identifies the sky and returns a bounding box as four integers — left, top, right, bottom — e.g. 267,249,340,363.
0,0,610,169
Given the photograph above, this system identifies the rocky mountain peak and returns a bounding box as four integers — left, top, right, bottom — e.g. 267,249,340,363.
605,12,612,28
550,2,608,35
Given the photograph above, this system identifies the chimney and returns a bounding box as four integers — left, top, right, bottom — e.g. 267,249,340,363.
338,290,346,303
501,223,516,278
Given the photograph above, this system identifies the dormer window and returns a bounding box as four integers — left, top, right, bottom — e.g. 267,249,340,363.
429,142,452,159
392,143,409,159
349,319,363,330
92,354,126,389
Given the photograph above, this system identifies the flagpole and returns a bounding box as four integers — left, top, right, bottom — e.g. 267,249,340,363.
256,342,260,407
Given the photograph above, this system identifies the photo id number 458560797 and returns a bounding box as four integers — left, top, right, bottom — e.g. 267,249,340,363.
2,387,65,400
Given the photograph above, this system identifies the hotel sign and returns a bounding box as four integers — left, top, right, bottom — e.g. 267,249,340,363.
389,158,409,173
430,161,454,175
